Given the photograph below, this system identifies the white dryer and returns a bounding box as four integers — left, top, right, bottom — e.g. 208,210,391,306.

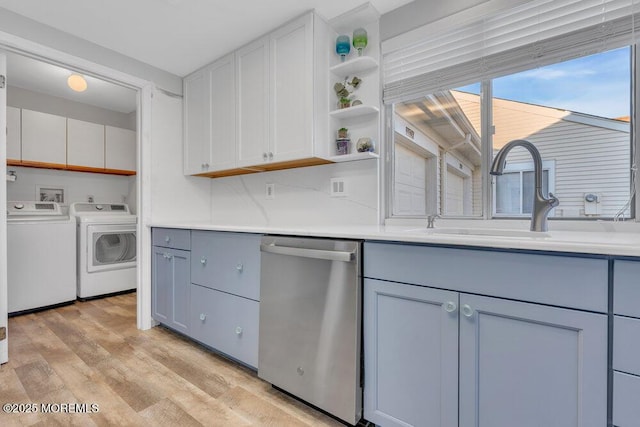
70,202,137,299
7,201,76,314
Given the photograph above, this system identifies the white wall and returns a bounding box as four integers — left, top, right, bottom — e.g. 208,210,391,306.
6,166,134,209
209,159,379,226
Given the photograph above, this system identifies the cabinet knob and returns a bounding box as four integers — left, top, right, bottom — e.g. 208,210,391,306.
164,253,172,260
204,163,209,169
262,152,268,161
235,326,243,336
236,263,244,272
444,301,457,313
164,236,170,243
462,304,474,318
200,256,207,265
268,152,273,160
199,313,207,321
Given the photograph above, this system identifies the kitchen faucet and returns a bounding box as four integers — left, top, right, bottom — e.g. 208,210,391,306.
490,139,559,232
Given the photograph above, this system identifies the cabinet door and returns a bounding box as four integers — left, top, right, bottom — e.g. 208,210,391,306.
364,279,459,427
6,106,20,161
236,37,269,167
459,293,608,427
208,54,237,171
152,246,190,334
105,126,136,171
21,109,66,165
67,118,105,168
184,69,211,175
269,14,313,162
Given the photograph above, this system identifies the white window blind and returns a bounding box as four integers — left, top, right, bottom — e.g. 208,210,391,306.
383,0,639,104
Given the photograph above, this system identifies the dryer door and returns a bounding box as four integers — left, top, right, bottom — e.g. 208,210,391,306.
87,223,136,273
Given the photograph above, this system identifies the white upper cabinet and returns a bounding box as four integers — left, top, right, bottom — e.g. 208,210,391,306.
21,109,66,165
6,106,20,161
209,54,236,171
236,37,270,167
67,118,105,168
269,14,314,163
183,69,211,175
183,12,331,176
105,126,136,171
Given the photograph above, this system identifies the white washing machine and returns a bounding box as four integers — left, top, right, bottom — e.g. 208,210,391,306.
70,202,137,299
7,201,77,314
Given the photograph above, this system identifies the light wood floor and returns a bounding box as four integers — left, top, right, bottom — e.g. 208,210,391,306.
0,293,344,427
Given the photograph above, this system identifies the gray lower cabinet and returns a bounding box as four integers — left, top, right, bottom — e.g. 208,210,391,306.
612,259,640,427
190,283,259,368
363,242,608,427
152,246,191,334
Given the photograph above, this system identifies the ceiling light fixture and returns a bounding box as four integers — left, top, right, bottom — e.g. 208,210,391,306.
67,74,87,92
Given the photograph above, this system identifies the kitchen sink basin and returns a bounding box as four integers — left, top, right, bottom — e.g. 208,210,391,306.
404,227,551,238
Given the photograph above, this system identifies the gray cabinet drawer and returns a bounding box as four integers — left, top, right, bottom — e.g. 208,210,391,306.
613,371,640,427
191,230,261,301
152,228,190,250
614,260,640,318
189,284,259,369
364,242,608,312
614,316,640,376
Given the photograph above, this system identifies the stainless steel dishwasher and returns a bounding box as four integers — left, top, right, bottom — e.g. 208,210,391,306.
258,235,362,425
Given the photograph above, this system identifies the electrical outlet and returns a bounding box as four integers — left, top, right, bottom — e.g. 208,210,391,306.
265,183,275,200
330,178,347,197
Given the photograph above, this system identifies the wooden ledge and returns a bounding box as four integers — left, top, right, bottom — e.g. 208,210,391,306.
7,159,136,176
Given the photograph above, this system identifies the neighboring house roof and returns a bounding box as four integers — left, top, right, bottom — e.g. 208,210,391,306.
451,91,629,149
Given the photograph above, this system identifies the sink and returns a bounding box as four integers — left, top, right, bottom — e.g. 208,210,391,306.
405,227,551,238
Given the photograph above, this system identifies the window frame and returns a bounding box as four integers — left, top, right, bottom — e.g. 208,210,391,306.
491,160,556,218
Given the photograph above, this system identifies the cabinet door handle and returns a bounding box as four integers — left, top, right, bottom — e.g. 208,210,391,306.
235,326,243,336
444,301,457,313
164,253,172,260
164,236,171,243
268,152,273,160
199,313,207,321
262,152,268,161
200,256,207,265
462,304,474,318
236,263,244,272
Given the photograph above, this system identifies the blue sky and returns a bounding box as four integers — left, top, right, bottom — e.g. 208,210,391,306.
459,47,630,119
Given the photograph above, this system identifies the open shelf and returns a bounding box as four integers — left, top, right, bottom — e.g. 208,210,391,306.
330,56,378,77
330,104,379,119
330,151,379,162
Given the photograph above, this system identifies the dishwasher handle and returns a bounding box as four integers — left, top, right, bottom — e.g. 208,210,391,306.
260,243,355,262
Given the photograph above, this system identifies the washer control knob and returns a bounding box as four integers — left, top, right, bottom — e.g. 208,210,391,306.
14,203,24,209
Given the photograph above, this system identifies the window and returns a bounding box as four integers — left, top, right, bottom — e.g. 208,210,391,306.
389,47,633,220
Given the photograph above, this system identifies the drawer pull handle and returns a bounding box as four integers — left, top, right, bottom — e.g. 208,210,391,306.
444,301,457,313
462,304,474,318
199,313,207,321
235,326,243,336
200,257,207,265
164,236,170,243
236,263,244,272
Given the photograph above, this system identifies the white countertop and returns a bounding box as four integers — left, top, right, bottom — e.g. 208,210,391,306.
149,221,640,257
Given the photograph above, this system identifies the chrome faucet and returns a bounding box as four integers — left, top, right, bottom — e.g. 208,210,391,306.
490,139,559,232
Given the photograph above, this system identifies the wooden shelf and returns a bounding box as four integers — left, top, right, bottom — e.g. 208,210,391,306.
330,56,378,77
7,159,136,176
330,104,379,119
330,151,379,162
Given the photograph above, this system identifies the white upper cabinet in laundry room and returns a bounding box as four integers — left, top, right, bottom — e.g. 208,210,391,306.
6,106,20,161
183,68,211,175
236,36,270,168
67,118,105,169
105,126,136,172
21,109,67,166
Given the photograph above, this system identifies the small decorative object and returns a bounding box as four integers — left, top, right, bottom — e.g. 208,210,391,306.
351,99,363,106
356,137,374,152
338,127,349,139
352,28,368,56
336,138,350,155
335,35,351,62
334,76,362,109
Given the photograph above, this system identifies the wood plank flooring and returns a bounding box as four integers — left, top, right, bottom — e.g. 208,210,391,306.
0,293,344,427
